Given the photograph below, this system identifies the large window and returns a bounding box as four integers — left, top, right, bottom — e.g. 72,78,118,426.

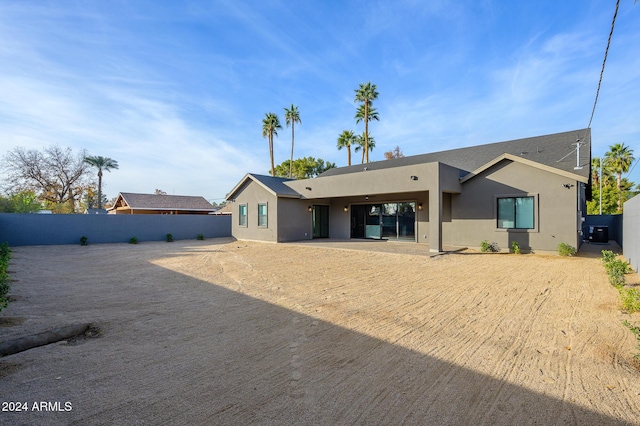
258,203,268,227
238,204,247,227
497,196,534,229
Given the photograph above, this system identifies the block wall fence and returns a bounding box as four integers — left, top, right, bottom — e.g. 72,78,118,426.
0,213,231,246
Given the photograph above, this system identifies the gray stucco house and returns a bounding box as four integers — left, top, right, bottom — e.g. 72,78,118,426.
226,129,591,252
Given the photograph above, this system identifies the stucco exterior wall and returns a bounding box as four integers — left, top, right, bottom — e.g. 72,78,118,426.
277,198,312,242
623,195,640,272
286,162,461,198
445,160,581,252
230,181,279,242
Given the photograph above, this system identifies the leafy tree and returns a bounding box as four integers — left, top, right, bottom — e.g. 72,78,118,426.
262,112,282,176
384,146,404,160
273,157,336,179
354,82,379,163
2,145,89,212
337,130,356,166
354,133,376,164
0,191,41,213
587,185,620,215
83,186,109,210
604,143,635,211
284,104,301,178
83,155,119,209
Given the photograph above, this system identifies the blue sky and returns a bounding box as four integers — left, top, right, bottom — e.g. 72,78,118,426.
1,1,639,203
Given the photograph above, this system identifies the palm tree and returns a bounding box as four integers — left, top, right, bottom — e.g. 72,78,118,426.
336,130,356,166
284,104,301,178
83,155,119,209
354,133,376,164
354,81,379,163
604,143,635,211
262,112,282,176
591,157,601,187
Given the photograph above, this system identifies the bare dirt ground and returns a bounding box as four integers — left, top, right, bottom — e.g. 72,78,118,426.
0,238,639,425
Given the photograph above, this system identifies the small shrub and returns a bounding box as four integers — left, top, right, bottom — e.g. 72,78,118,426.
557,243,576,257
480,240,499,253
622,320,640,361
0,242,11,259
601,250,633,288
80,236,88,246
620,288,640,314
607,259,631,288
602,250,616,265
0,242,11,313
128,237,138,244
197,234,204,241
166,233,174,242
511,241,521,254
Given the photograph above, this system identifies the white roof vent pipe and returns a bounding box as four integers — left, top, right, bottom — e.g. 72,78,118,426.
573,139,584,170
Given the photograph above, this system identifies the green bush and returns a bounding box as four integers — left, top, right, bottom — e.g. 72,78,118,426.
197,234,204,241
601,249,633,288
0,242,12,313
620,288,640,314
557,243,576,256
622,320,640,360
601,249,616,265
129,237,138,244
480,240,499,253
511,241,521,254
80,236,88,246
607,259,631,287
0,242,11,259
166,233,174,242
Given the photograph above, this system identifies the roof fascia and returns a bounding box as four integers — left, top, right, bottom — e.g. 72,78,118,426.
460,153,589,184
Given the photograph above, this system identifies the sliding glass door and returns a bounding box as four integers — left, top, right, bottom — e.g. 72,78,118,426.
351,202,415,241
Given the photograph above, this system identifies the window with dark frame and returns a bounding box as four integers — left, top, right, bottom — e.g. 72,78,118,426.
258,203,268,227
497,196,534,229
239,204,247,227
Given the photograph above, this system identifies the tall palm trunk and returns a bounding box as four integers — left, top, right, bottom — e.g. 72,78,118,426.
617,172,622,211
364,101,369,163
347,146,351,166
269,134,275,177
97,170,103,209
289,122,295,178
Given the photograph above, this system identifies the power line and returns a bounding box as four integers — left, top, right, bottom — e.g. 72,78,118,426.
586,0,620,130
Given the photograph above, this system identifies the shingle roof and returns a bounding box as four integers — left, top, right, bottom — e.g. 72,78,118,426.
249,174,301,197
320,129,591,180
225,174,301,200
118,193,215,210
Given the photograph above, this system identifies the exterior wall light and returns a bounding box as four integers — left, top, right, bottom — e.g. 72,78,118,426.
343,206,348,212
410,175,418,180
308,206,313,212
418,203,423,211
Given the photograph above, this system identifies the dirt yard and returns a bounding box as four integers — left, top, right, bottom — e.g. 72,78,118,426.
1,238,639,425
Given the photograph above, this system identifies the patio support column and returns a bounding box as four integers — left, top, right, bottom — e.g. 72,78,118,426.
429,190,443,252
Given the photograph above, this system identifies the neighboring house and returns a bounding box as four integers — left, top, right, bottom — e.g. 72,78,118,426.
212,204,232,215
108,192,215,215
226,129,592,252
85,208,108,215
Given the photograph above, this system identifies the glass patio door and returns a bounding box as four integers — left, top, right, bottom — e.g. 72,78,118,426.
351,202,415,241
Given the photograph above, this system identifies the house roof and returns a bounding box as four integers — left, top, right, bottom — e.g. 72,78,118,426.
226,174,301,200
85,208,108,214
212,203,232,215
320,129,591,181
111,192,215,211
